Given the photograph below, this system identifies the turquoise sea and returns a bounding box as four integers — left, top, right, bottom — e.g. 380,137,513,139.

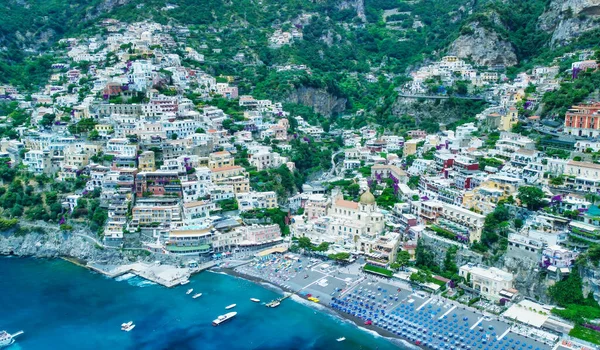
1,257,407,350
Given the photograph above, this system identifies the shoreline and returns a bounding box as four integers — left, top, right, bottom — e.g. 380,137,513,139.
216,266,421,349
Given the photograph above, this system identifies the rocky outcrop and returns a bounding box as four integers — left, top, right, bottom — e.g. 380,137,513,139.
336,0,366,21
0,223,181,266
447,22,518,67
501,247,552,303
538,0,600,47
285,86,347,116
391,96,486,126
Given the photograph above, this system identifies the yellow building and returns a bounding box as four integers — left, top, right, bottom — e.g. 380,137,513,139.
208,151,235,170
211,165,249,193
403,139,419,157
463,180,517,214
138,151,156,172
499,106,519,131
94,124,114,136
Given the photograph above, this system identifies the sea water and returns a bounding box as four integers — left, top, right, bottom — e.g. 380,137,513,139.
0,257,408,350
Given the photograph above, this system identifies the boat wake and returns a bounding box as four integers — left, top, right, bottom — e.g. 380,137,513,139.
127,277,157,288
208,270,229,276
115,273,136,282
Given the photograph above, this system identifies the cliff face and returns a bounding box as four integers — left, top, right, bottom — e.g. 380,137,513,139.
501,248,552,303
0,223,180,265
538,0,600,47
285,86,347,116
447,22,518,67
391,96,486,126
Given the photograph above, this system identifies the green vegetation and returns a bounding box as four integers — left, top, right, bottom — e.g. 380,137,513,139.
542,70,600,118
249,164,303,200
473,205,511,253
390,250,411,270
0,218,18,231
363,264,394,277
517,186,546,211
294,236,329,252
328,252,351,262
549,273,600,325
569,325,600,346
240,208,290,235
217,198,238,211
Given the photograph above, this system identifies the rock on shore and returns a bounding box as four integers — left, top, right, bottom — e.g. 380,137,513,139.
0,224,181,266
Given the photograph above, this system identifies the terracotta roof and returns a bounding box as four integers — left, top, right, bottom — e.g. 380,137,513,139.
516,148,536,155
569,160,600,170
183,201,208,208
212,165,243,172
336,199,359,210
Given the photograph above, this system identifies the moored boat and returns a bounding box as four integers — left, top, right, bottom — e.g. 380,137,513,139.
337,337,346,342
180,280,190,286
192,293,202,299
212,312,237,326
250,298,260,303
186,288,193,295
266,300,281,308
225,304,236,310
0,330,22,348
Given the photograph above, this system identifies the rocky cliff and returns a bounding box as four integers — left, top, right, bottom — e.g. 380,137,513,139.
538,0,600,47
285,86,347,116
501,247,553,303
0,223,180,266
447,22,518,67
391,96,486,126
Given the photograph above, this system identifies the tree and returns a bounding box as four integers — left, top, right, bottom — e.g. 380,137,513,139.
171,133,178,140
297,236,313,250
10,204,24,217
314,242,330,252
407,176,420,189
88,129,100,140
39,113,56,128
518,186,546,210
548,273,587,307
396,250,410,267
328,252,350,262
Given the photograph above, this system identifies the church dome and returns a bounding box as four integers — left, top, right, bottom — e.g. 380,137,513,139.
359,190,375,205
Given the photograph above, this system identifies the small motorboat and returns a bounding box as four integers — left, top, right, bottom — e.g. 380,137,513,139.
180,280,190,286
193,293,202,299
225,304,236,310
250,298,260,303
337,337,346,342
186,289,193,295
121,322,135,332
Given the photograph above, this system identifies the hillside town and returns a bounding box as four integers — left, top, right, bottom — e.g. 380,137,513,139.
2,18,600,349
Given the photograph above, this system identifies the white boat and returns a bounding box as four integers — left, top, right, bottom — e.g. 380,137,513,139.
250,298,260,303
192,293,203,299
121,321,133,329
212,312,237,326
0,330,22,348
186,288,193,295
225,304,236,310
180,280,190,286
266,300,280,308
123,324,135,332
337,337,346,342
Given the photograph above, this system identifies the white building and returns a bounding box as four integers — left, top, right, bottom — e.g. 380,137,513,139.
459,264,514,301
